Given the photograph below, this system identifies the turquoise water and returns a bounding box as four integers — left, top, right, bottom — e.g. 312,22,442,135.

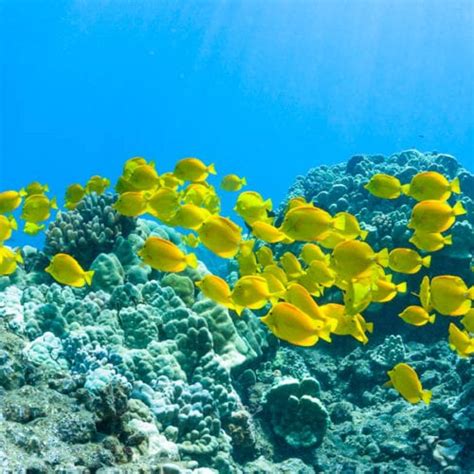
0,2,473,473
1,1,473,201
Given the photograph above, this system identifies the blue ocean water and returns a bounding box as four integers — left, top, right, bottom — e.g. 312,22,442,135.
1,1,473,208
1,3,474,472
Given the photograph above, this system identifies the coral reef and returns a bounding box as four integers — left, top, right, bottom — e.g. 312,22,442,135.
44,193,136,266
0,150,472,472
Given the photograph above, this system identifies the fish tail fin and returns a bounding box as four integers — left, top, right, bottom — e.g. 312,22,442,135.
401,183,411,195
19,188,27,197
360,228,369,240
397,282,407,293
453,201,467,216
84,270,95,286
15,249,23,264
467,286,474,300
241,177,247,186
366,322,374,334
429,313,436,324
451,177,461,194
318,322,333,343
44,184,50,192
422,390,432,404
444,234,453,245
9,216,18,230
376,248,389,267
332,213,346,232
264,198,273,210
422,255,431,268
186,253,198,269
281,235,295,244
51,197,58,209
208,163,217,175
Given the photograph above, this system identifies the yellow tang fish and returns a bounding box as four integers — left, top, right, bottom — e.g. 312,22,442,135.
263,264,288,286
123,156,149,174
238,239,255,257
306,260,336,288
402,172,461,202
231,275,277,314
251,221,288,244
409,231,452,252
384,363,432,404
24,222,46,236
285,196,312,211
388,248,431,274
343,280,373,316
220,174,247,192
174,157,216,182
261,270,287,296
280,252,304,280
460,308,474,333
182,183,212,207
182,233,200,248
45,253,94,287
234,191,273,225
256,246,275,268
261,302,333,347
318,231,348,250
138,236,198,272
160,172,183,190
429,275,473,316
335,212,368,240
147,187,180,222
0,216,17,242
408,200,466,233
449,323,474,357
198,215,242,258
297,272,324,297
115,175,138,194
371,278,407,303
202,191,221,215
281,205,346,242
196,275,234,309
418,275,432,311
20,181,49,197
0,190,23,214
399,305,436,327
113,191,148,217
86,175,110,195
0,246,23,275
364,174,402,199
284,283,328,322
172,204,211,230
320,303,373,344
332,240,389,280
127,165,160,191
236,249,259,276
300,243,329,265
65,184,86,210
21,195,58,223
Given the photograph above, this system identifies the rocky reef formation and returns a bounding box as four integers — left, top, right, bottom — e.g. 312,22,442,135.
0,150,472,472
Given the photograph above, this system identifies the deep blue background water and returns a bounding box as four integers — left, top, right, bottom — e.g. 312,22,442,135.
1,1,473,223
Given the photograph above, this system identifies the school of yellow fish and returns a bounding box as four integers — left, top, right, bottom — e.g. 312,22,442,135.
0,160,473,405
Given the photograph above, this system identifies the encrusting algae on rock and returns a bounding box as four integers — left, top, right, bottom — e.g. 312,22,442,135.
0,149,473,472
